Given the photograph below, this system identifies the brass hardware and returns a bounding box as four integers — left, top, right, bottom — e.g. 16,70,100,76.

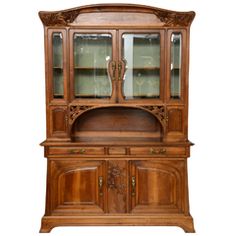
159,148,166,154
98,176,103,196
65,114,68,128
79,148,85,154
165,114,169,123
111,61,116,80
118,61,122,80
70,148,85,154
131,176,136,196
150,148,166,155
70,149,77,154
150,148,157,154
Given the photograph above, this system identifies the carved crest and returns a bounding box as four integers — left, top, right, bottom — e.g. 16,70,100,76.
155,11,195,27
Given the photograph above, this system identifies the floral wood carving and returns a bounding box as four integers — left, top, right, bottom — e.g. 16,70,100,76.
154,11,195,27
141,105,166,125
39,10,79,26
69,105,93,124
107,162,126,195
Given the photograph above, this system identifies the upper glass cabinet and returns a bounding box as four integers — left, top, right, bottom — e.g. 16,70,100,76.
52,32,64,98
73,34,112,98
122,33,160,99
170,33,182,99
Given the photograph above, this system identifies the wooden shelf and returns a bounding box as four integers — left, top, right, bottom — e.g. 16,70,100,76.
74,67,107,69
127,67,160,70
75,94,110,98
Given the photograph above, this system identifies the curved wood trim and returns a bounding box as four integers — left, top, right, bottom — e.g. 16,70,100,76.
39,4,195,27
68,104,166,131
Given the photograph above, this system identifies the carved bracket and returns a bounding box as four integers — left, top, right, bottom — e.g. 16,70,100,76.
140,105,167,126
69,105,93,124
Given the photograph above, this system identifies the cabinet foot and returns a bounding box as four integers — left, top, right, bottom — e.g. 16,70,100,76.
39,217,55,233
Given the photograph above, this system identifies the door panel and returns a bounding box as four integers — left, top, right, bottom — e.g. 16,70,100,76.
49,160,105,214
118,30,165,103
130,160,184,213
69,29,117,103
166,29,187,104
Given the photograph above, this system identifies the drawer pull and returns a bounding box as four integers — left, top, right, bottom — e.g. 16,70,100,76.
70,149,85,154
150,148,157,154
131,176,136,196
159,148,166,154
150,148,166,155
98,176,103,196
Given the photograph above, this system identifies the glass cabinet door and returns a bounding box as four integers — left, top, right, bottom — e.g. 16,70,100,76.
73,34,112,99
52,32,64,98
170,33,182,99
121,33,161,99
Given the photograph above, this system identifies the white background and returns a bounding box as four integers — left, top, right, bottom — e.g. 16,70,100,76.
0,0,235,235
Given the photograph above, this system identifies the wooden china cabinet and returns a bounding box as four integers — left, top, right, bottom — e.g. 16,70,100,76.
39,4,195,233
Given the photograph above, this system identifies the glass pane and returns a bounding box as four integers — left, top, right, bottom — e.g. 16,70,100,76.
122,34,160,99
52,32,64,98
73,34,112,98
170,33,182,99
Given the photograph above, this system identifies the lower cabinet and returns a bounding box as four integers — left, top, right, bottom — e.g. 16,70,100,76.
47,159,186,215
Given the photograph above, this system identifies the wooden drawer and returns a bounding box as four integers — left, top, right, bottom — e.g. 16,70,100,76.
48,147,105,155
130,147,186,156
108,147,127,155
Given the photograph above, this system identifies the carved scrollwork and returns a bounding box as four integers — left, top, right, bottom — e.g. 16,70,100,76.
141,105,166,125
154,11,195,27
107,162,126,195
69,105,93,124
39,10,79,26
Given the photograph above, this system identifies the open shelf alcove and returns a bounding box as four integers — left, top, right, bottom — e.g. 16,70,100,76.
70,106,164,143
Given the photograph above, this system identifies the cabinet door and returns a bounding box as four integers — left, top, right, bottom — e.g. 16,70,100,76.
118,30,164,103
48,160,106,215
166,30,187,103
48,29,67,102
70,30,117,103
130,160,184,214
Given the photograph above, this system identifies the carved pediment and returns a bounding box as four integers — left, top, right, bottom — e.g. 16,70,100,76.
39,4,195,27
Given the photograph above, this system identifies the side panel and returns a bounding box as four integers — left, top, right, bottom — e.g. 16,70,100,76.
49,106,68,138
166,106,186,141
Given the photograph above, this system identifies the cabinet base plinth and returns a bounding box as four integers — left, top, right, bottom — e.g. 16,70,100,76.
39,214,195,233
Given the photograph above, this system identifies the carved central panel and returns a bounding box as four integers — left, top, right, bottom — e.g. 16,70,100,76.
107,161,127,213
